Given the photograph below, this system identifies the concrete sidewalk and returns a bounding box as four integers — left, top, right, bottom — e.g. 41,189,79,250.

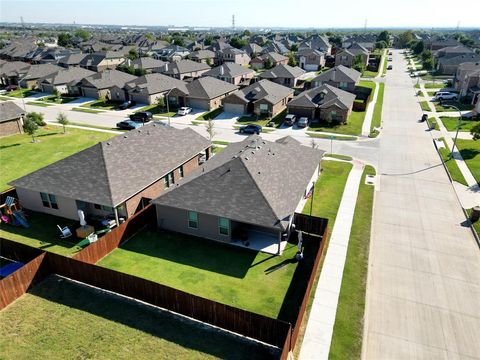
299,161,365,360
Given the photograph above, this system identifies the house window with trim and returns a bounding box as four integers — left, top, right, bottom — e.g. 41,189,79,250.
164,171,175,188
94,203,113,212
179,165,184,178
40,192,58,209
188,211,198,229
339,82,348,89
259,103,269,114
218,217,230,236
330,110,337,121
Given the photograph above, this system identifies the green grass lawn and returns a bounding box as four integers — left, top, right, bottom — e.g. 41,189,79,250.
456,139,480,185
466,209,480,237
72,107,103,114
381,53,388,76
436,138,468,186
427,117,439,131
440,116,479,132
236,109,287,128
98,229,302,319
0,275,274,360
370,82,385,136
6,88,38,98
135,104,176,117
26,101,52,107
0,127,114,191
427,90,438,97
0,211,83,256
434,102,474,112
196,107,223,120
423,83,444,89
40,95,78,104
307,133,357,140
324,153,353,161
329,165,375,360
81,100,121,110
419,101,431,112
362,69,378,78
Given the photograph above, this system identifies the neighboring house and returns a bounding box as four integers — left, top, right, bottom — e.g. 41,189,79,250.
216,47,251,66
261,41,290,55
168,76,238,110
454,62,480,97
223,79,294,117
250,52,288,70
153,45,190,62
38,67,96,94
0,38,38,61
10,124,212,224
57,53,88,68
287,84,356,123
79,52,125,72
203,63,255,86
435,45,475,59
299,35,332,55
125,73,188,105
259,64,306,88
189,49,216,64
311,65,361,93
123,57,168,73
159,59,210,80
78,69,137,101
428,38,462,51
152,135,324,254
19,63,63,89
437,54,480,75
335,43,369,68
297,49,325,71
0,61,31,86
0,101,25,137
242,43,263,57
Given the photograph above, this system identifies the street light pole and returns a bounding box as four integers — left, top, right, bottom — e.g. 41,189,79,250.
16,72,30,113
165,88,174,126
447,104,463,160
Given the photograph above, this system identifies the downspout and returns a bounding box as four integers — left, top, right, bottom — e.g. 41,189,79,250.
114,207,120,227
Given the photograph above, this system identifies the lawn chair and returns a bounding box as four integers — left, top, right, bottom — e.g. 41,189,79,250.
57,225,72,239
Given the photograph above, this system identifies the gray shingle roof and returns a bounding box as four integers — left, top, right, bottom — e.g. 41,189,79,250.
203,63,254,78
125,73,188,95
81,69,137,89
438,54,480,66
288,84,356,110
312,65,361,84
0,101,25,123
39,67,96,85
259,64,305,80
129,57,167,70
162,59,210,75
226,79,294,105
0,61,31,77
189,49,216,60
153,135,324,230
23,63,63,80
184,76,238,99
57,53,88,66
10,124,211,207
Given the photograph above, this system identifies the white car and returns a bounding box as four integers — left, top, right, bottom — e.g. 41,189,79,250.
435,92,458,101
177,107,192,116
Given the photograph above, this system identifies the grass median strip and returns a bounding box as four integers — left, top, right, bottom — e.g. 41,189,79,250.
329,165,375,360
419,101,431,112
370,82,385,137
324,153,353,161
437,137,468,186
72,107,104,114
26,101,52,107
307,132,357,141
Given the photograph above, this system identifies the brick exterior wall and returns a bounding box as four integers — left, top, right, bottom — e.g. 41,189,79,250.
0,118,23,137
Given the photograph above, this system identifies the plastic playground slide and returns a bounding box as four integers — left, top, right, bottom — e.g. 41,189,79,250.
12,210,30,228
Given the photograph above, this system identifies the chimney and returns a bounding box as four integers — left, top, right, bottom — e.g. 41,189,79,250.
220,65,224,75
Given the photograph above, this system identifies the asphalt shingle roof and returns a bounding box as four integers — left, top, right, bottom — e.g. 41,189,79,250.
259,64,305,80
125,73,188,95
203,63,254,78
39,67,96,85
10,124,211,207
288,84,356,110
162,59,210,75
0,101,25,123
81,69,137,89
312,65,361,84
184,76,238,99
227,79,294,105
153,135,324,230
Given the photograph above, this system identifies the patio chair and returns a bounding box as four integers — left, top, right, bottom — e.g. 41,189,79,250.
57,225,72,239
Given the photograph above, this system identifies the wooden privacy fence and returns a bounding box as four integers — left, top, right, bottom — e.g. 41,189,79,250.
73,204,156,264
294,212,329,235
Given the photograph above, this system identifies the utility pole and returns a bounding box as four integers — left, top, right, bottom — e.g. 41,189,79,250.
232,14,235,31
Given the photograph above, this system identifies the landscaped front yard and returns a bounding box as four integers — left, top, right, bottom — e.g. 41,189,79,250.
456,139,480,185
236,109,287,128
40,95,78,104
0,275,272,360
0,127,114,191
434,102,474,113
80,99,121,110
5,88,38,98
135,103,176,117
440,116,480,132
98,229,302,319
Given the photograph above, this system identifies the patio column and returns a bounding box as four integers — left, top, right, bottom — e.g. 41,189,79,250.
114,207,120,227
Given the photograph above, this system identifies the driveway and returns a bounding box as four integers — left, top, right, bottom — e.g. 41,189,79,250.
362,50,480,359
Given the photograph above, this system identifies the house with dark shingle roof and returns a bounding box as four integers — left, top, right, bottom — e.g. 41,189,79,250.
159,59,210,80
19,63,63,89
203,63,255,86
123,57,168,73
78,69,137,101
152,135,324,254
251,52,288,70
57,53,88,69
216,47,251,66
0,61,31,86
79,52,125,72
436,54,480,75
312,65,361,93
38,67,96,94
287,84,356,123
454,62,480,100
297,49,325,71
189,49,216,64
124,73,188,105
10,123,212,224
335,43,369,68
168,76,238,110
259,64,306,88
0,101,25,137
223,79,294,116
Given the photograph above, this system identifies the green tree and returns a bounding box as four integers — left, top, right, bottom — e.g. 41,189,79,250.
398,30,413,48
206,58,212,66
377,30,390,46
57,112,69,133
74,29,91,41
52,88,61,101
352,55,366,73
242,30,251,37
375,41,387,49
25,112,45,126
145,33,155,40
118,65,135,75
470,123,480,140
420,50,432,63
412,40,425,55
23,116,39,142
264,58,274,69
230,37,247,49
423,57,434,70
57,33,73,47
134,68,146,76
288,53,297,67
157,96,165,110
127,48,139,60
172,37,185,47
290,44,298,52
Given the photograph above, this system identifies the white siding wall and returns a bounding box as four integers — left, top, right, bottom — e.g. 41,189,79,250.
16,187,79,220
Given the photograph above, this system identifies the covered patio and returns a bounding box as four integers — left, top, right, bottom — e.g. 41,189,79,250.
231,223,287,255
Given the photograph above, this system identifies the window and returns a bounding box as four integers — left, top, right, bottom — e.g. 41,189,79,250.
331,110,337,121
179,165,184,178
94,203,113,212
339,82,348,89
259,103,269,113
40,192,58,209
218,217,230,236
164,171,174,188
188,211,198,229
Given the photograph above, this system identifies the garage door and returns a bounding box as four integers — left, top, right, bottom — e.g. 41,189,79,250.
82,87,99,99
41,83,55,93
224,103,245,114
288,106,313,119
188,98,210,110
130,93,150,105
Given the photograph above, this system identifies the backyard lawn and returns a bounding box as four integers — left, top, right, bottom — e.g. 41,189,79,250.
329,166,375,360
99,229,302,319
440,116,480,132
0,127,114,191
0,275,274,360
456,139,480,185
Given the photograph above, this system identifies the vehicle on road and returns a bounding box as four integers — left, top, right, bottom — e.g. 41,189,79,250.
284,114,297,126
387,64,393,70
434,92,458,101
129,111,153,122
239,124,262,135
177,107,192,116
388,57,393,61
116,120,145,130
118,100,135,110
388,51,393,55
297,117,309,128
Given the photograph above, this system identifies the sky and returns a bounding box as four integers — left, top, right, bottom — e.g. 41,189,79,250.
1,0,480,29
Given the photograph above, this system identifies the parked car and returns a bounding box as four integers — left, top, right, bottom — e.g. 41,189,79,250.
461,112,479,120
0,89,6,95
118,100,135,110
297,117,309,128
388,51,393,55
129,111,152,122
116,120,144,130
434,92,458,101
239,124,262,135
388,57,393,62
387,64,393,70
284,114,297,126
177,107,192,116
5,85,18,92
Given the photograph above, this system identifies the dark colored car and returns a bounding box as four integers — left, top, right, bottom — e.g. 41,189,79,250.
5,85,18,92
116,120,143,130
118,100,135,110
421,114,428,122
284,114,297,126
129,111,153,122
239,124,262,135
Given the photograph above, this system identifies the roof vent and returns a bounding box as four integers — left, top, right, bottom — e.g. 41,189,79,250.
251,151,255,154
106,142,111,145
123,135,128,138
245,157,249,160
